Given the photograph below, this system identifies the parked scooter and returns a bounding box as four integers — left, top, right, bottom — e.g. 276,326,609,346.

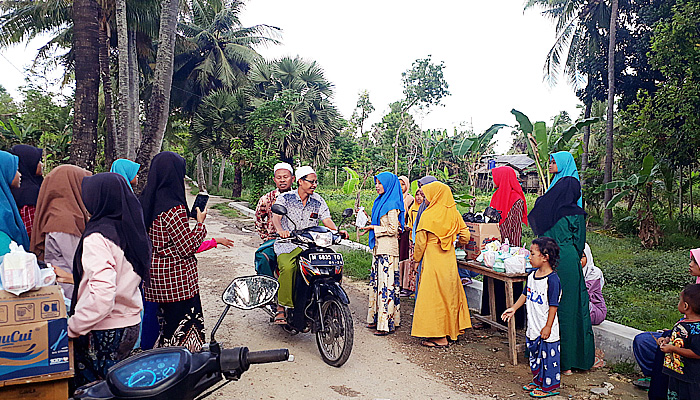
72,275,291,400
261,205,354,367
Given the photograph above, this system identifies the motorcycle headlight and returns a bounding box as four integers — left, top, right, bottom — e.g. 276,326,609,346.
310,231,333,248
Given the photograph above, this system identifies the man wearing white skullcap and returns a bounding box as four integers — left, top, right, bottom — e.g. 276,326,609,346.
254,162,294,242
270,165,348,325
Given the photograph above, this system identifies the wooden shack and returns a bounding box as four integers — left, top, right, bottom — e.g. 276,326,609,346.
475,154,539,193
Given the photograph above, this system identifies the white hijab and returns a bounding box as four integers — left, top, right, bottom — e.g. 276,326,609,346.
583,243,604,287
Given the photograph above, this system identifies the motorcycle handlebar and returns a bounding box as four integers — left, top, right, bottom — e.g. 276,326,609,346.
247,349,290,364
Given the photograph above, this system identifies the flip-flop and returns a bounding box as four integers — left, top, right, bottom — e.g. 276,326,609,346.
420,340,449,349
374,330,391,336
366,323,377,329
523,383,540,391
273,310,286,325
529,389,560,398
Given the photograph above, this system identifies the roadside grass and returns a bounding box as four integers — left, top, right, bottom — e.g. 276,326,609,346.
211,202,242,219
340,250,372,280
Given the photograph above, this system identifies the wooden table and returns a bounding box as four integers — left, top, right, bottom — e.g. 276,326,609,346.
458,259,528,365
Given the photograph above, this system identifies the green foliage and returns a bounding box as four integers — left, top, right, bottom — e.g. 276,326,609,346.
211,202,242,219
339,250,372,280
401,55,450,110
341,167,359,195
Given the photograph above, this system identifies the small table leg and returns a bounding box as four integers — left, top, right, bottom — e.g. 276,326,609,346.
504,280,517,365
487,276,496,323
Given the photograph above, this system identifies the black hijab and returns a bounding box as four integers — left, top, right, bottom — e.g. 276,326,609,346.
528,176,586,237
71,173,152,314
10,145,43,208
139,152,188,229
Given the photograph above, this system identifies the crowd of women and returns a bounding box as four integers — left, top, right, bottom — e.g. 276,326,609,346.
0,147,232,388
362,151,606,372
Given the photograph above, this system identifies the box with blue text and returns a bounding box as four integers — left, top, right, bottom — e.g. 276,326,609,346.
0,285,70,383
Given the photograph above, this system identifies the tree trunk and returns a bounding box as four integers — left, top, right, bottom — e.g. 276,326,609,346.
580,98,592,186
134,0,180,191
98,13,116,167
334,165,338,187
207,155,213,189
128,30,140,159
603,0,618,228
70,0,100,171
218,157,225,190
115,0,129,159
196,153,206,192
232,161,243,198
394,114,406,175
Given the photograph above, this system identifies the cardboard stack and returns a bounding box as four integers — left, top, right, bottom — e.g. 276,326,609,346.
464,222,502,260
0,285,73,400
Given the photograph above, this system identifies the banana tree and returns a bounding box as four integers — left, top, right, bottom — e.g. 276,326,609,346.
510,109,601,191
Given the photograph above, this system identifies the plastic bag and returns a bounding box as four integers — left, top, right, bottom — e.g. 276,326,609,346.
355,206,369,228
0,243,41,295
505,255,526,274
482,251,497,267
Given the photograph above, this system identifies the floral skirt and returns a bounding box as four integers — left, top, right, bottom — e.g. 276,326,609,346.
74,324,140,388
156,294,206,353
367,254,401,332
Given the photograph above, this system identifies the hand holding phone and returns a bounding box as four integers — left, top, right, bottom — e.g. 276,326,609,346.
190,193,209,219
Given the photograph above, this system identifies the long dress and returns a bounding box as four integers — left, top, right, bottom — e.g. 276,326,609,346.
367,209,401,333
411,229,472,340
544,214,595,371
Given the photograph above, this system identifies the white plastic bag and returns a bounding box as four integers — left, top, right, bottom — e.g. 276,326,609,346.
0,243,41,295
504,255,527,274
482,251,497,267
355,206,369,228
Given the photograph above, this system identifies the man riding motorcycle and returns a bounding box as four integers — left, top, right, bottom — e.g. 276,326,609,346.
271,166,347,325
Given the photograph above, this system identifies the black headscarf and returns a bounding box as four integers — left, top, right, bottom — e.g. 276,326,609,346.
10,145,43,208
139,152,188,229
528,176,587,237
71,173,152,314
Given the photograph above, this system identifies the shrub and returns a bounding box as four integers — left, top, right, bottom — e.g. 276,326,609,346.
340,250,372,280
599,251,690,292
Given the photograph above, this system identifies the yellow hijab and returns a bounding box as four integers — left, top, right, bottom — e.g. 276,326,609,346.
417,182,466,250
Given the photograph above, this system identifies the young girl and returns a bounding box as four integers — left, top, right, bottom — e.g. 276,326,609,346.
659,284,700,399
503,237,562,398
360,172,405,336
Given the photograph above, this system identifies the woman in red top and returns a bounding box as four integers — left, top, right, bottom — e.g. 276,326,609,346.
481,166,528,328
9,145,43,239
140,152,208,352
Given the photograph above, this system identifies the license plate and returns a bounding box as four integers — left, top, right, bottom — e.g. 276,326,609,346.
308,253,344,266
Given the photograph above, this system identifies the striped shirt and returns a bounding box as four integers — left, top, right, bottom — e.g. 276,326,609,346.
500,199,524,247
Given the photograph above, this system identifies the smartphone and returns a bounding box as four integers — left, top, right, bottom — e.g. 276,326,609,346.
190,193,209,219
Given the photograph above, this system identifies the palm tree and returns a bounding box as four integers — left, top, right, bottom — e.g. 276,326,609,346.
249,56,343,166
604,0,619,227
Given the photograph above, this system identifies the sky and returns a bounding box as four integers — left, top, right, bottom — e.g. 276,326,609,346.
0,0,583,154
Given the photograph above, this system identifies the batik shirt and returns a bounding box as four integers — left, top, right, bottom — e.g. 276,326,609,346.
255,189,280,241
273,190,331,255
523,271,561,342
663,321,700,383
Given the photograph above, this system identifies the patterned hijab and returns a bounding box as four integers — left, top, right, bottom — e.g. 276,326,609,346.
417,182,466,251
0,151,29,249
369,172,405,249
548,151,582,207
490,166,527,225
30,165,92,260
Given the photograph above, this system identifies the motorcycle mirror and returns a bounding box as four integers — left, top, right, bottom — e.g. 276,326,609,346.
341,208,354,218
222,275,279,310
271,204,288,216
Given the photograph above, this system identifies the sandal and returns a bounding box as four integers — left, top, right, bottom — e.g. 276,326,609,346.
374,330,391,336
523,383,540,391
366,323,377,329
529,389,560,398
274,309,286,325
420,339,449,349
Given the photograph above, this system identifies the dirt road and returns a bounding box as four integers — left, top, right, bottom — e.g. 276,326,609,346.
190,193,642,400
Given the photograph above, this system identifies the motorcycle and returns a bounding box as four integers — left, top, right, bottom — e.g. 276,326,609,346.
72,275,291,400
261,204,354,367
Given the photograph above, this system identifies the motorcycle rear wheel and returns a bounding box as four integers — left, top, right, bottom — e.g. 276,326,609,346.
315,297,353,367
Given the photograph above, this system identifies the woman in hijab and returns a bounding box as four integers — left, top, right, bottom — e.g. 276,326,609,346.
0,150,29,251
30,165,92,301
411,175,438,289
412,181,471,348
581,243,607,325
9,145,43,238
68,173,151,387
140,151,207,352
549,151,582,206
403,188,424,296
528,176,594,374
360,172,405,336
397,176,414,296
481,166,528,328
110,158,140,191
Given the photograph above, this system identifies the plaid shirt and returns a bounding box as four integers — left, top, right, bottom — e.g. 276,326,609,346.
255,189,280,241
19,205,35,240
273,190,331,255
144,205,207,303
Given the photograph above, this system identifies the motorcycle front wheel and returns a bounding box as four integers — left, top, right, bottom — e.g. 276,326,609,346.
315,297,353,367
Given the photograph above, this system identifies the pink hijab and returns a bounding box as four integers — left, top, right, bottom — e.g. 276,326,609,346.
691,248,700,284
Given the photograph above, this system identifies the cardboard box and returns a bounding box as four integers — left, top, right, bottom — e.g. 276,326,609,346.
0,377,69,400
464,222,502,260
0,286,70,383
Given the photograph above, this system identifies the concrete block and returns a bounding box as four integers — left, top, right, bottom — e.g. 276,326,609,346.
227,201,255,218
592,320,642,363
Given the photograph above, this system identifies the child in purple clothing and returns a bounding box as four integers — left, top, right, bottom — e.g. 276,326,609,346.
503,237,562,398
